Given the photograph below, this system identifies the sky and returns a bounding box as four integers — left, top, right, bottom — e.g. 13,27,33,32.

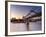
10,5,42,19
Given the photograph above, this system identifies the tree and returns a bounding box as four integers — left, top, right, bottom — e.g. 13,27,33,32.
11,18,16,22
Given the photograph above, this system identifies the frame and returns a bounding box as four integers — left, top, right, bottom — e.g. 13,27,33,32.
5,1,45,36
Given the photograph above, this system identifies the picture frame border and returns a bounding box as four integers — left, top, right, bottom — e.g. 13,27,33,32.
5,1,45,36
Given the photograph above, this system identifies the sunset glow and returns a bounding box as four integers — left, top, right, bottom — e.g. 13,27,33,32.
10,12,23,19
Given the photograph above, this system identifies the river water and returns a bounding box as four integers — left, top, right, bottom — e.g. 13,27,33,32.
10,21,42,32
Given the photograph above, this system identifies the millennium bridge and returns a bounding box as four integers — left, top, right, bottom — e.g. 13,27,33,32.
11,10,41,23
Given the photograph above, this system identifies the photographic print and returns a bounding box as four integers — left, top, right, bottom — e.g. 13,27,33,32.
5,1,45,36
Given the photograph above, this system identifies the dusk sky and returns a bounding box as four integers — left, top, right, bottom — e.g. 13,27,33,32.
10,5,42,19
